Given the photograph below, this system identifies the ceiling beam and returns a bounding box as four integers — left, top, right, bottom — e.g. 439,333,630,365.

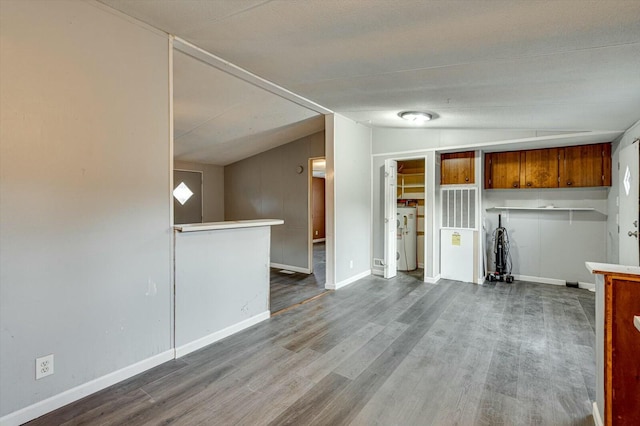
172,36,333,116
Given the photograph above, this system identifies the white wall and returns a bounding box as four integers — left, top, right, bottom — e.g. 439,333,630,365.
483,189,608,284
174,227,270,356
174,160,224,222
0,1,171,421
327,115,372,288
372,127,613,285
224,131,324,272
372,128,537,155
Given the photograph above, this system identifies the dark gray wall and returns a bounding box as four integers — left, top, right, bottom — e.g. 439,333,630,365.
174,160,225,222
224,131,324,270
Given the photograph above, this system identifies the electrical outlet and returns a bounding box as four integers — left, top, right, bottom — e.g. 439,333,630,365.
315,230,318,236
36,354,54,380
349,260,354,269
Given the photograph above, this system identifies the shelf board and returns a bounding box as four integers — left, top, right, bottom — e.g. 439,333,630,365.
398,173,424,176
487,207,595,212
400,184,425,188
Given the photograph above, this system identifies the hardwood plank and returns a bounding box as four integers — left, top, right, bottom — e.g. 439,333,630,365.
266,373,351,426
27,277,596,426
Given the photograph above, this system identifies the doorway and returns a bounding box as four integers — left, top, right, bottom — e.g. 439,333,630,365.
269,157,328,314
384,157,426,280
173,169,203,225
619,139,640,266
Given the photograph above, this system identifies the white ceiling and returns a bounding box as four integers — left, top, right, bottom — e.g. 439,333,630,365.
173,50,322,165
101,0,640,162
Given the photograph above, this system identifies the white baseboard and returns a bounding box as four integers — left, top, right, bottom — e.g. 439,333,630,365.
0,350,174,426
592,402,603,426
327,270,371,290
511,274,596,290
579,281,596,292
424,274,441,284
270,263,311,274
477,277,486,284
371,267,384,276
312,238,326,243
512,274,565,286
175,311,270,358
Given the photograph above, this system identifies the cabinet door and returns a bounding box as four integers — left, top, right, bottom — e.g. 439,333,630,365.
521,148,559,188
560,143,608,187
485,151,521,189
605,276,640,426
441,152,474,185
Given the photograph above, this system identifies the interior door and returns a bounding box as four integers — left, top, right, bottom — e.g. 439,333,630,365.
384,159,398,278
173,170,203,225
619,142,639,266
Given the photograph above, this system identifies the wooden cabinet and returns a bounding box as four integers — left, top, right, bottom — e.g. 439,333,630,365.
559,143,611,188
520,148,559,188
604,274,640,425
485,143,611,189
484,151,521,189
441,151,474,184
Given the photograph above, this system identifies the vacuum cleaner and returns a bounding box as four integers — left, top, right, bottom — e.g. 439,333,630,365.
487,214,514,283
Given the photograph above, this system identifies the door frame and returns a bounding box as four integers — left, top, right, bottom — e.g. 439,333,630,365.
308,157,326,275
382,156,428,279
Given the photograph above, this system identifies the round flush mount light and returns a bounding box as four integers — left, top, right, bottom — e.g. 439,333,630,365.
398,111,433,123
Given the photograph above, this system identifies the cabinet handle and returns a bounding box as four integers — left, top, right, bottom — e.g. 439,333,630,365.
567,181,572,186
465,177,469,182
526,182,532,187
513,183,518,188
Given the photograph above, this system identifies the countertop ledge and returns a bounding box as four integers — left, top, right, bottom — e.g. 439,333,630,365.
175,219,284,232
586,262,640,277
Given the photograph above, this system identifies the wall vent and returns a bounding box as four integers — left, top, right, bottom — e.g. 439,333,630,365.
441,187,477,229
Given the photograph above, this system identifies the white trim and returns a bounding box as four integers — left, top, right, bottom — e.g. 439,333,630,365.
477,277,486,284
173,38,332,116
372,267,385,276
175,219,284,232
512,274,565,286
418,263,425,268
327,270,371,290
592,402,603,426
313,238,326,243
325,115,336,289
168,35,176,357
0,350,174,426
578,281,596,292
424,274,441,284
175,311,270,358
270,263,311,274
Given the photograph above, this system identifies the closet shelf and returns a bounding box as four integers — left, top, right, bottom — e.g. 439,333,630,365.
486,207,596,212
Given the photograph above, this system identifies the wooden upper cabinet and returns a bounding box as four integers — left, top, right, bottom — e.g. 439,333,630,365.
485,151,521,189
559,143,612,188
521,148,559,188
485,142,611,189
441,151,474,185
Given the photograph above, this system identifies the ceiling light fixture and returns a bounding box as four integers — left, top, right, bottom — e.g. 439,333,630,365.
398,111,433,123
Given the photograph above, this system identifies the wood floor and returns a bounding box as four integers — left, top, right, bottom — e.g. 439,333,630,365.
270,242,327,313
27,274,596,425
